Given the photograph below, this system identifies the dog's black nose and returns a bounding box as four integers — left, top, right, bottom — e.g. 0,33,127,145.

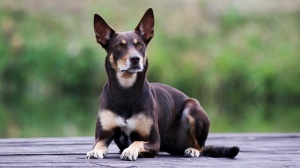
130,56,140,64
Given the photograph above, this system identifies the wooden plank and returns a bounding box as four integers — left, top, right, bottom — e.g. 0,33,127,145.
0,134,299,167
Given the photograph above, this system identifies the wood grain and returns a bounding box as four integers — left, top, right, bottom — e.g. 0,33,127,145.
0,133,299,167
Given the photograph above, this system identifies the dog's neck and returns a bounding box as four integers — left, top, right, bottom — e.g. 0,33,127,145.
105,57,149,108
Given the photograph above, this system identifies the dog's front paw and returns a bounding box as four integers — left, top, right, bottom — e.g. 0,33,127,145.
184,148,201,158
120,148,139,161
86,150,107,159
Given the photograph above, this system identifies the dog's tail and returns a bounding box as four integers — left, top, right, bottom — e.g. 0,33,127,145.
201,146,240,158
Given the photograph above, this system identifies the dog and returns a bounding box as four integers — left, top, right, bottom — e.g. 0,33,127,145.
86,8,239,161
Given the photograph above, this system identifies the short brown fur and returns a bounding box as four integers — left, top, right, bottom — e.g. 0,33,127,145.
87,8,239,161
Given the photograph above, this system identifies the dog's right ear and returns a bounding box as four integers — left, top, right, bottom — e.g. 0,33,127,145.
94,14,115,48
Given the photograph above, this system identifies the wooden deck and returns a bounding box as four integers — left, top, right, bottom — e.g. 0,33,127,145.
0,133,299,167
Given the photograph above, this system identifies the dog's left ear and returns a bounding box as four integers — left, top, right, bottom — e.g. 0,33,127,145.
135,8,154,44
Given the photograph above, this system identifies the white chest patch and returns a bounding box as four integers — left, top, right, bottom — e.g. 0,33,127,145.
116,72,137,88
99,110,153,137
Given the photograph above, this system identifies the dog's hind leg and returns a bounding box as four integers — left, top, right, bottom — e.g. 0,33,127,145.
182,98,210,157
181,98,239,158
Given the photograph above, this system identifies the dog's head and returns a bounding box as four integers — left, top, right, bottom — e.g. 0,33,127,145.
94,8,154,74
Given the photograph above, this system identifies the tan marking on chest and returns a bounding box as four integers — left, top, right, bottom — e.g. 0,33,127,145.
99,110,153,137
99,110,126,131
121,114,153,137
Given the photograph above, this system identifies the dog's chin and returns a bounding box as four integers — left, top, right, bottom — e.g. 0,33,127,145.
120,67,143,74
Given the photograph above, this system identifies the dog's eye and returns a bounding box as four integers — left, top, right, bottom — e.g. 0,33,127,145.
116,45,123,49
137,43,144,49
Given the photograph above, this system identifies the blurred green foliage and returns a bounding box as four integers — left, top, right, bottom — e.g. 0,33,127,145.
0,1,300,137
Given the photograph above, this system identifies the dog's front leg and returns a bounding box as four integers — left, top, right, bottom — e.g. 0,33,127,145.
86,119,114,159
120,123,160,161
86,140,109,159
120,141,160,161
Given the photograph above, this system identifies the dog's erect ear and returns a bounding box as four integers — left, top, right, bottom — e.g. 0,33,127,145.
94,14,115,48
135,8,154,44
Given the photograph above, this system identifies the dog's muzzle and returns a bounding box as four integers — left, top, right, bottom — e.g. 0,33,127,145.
119,55,144,73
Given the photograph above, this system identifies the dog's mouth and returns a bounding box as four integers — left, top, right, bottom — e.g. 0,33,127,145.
120,65,143,73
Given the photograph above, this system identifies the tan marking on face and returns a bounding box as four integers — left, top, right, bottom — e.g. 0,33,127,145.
110,53,138,88
120,141,147,160
184,108,202,150
116,55,129,71
121,39,126,44
109,54,114,63
109,54,118,70
122,114,153,137
133,38,138,44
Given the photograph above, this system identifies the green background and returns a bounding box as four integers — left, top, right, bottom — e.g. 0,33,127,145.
1,0,300,138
